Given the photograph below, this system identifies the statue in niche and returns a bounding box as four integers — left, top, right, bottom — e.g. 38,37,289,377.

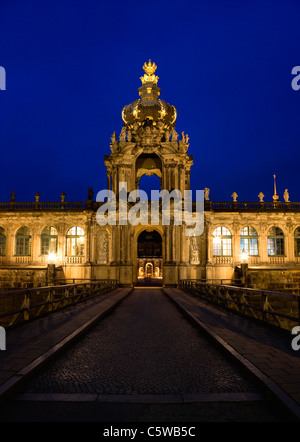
189,236,200,265
97,231,108,263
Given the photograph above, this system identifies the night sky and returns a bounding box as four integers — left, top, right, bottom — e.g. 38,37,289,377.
1,0,300,203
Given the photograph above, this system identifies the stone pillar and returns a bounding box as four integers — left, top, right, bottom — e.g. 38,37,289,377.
107,174,111,191
85,221,91,264
58,228,65,266
207,226,213,263
286,229,293,263
260,232,268,263
31,229,38,264
47,264,55,286
233,229,240,264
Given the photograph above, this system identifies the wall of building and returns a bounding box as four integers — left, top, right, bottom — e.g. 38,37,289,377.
204,211,300,284
0,208,300,289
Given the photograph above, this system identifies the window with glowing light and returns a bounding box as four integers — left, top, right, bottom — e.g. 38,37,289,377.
240,227,258,256
0,227,6,256
213,226,232,256
294,227,300,256
267,227,284,256
15,227,31,256
66,226,85,256
41,227,58,255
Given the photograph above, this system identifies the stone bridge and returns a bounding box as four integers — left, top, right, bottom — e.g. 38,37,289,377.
0,281,299,422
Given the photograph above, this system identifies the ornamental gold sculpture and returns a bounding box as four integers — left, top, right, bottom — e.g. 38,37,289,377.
140,59,159,85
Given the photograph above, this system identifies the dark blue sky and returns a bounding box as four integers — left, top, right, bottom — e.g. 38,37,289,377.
1,0,300,202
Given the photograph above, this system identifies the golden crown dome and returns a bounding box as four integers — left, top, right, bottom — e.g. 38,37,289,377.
122,61,177,129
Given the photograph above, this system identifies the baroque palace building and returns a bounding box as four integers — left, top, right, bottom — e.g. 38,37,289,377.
1,60,300,291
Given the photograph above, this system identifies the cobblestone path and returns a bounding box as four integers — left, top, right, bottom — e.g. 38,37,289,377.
20,289,260,395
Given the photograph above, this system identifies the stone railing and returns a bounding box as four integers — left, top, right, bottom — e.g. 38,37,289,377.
248,256,260,265
65,256,84,264
179,279,300,331
268,256,286,265
0,201,88,211
204,200,300,212
0,199,300,212
213,256,232,265
0,279,118,327
14,256,32,265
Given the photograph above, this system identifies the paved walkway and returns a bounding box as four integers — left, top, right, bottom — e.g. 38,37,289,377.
17,288,260,396
163,288,300,420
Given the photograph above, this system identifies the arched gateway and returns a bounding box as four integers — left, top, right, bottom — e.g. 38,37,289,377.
103,60,196,287
137,230,163,285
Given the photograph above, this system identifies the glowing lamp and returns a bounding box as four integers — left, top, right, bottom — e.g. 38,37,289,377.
47,253,57,264
241,249,248,263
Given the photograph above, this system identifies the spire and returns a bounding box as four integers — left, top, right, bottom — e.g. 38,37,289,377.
273,173,279,202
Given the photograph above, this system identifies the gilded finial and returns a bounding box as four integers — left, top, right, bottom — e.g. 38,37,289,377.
273,173,279,202
140,59,159,85
143,60,157,75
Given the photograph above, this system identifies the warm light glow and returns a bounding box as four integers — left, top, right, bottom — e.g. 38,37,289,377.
213,235,221,245
47,253,57,263
78,236,85,244
241,249,248,262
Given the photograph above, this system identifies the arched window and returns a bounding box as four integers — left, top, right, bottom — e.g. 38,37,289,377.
136,153,162,200
15,227,31,256
0,227,6,256
294,227,300,256
267,227,284,256
240,227,258,256
66,226,85,256
213,226,232,256
41,227,58,256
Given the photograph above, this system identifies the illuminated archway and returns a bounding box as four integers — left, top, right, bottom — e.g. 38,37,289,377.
137,229,163,285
